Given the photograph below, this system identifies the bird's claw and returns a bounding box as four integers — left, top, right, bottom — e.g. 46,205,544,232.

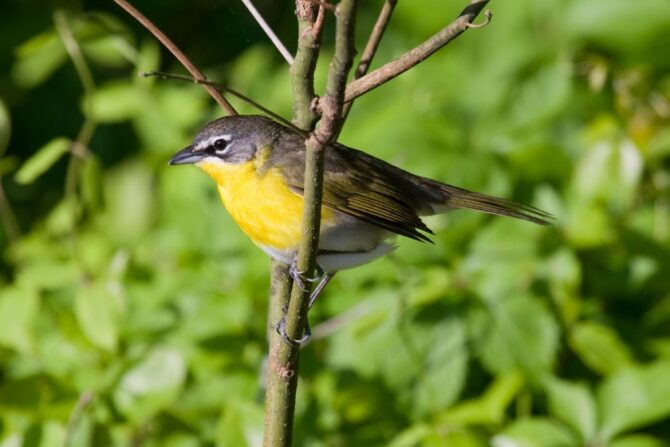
275,316,312,347
289,259,323,292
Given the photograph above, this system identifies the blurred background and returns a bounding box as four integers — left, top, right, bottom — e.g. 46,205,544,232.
1,0,670,446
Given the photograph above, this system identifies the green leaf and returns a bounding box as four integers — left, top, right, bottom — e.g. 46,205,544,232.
14,137,70,184
11,30,67,88
544,378,597,442
388,424,432,447
572,139,644,211
609,434,667,447
410,318,469,417
80,156,104,211
569,321,634,375
16,258,79,290
0,286,39,353
326,294,468,419
113,347,186,424
81,35,134,68
74,281,123,351
438,373,524,425
87,82,143,122
492,418,579,447
37,421,66,447
215,400,263,447
567,0,670,55
471,295,560,377
597,361,670,440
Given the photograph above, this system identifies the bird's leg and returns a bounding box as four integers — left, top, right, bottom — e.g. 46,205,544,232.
276,262,327,346
308,272,336,309
275,316,311,347
289,258,323,292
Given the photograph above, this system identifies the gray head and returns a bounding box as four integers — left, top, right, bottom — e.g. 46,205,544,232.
169,115,280,166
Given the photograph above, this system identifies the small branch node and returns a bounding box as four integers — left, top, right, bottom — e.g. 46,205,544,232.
307,0,336,12
466,9,492,29
311,5,327,39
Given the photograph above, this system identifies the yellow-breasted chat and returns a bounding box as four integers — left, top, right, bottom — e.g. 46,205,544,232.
169,115,552,337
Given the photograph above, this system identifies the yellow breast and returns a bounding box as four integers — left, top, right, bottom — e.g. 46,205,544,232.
197,158,335,251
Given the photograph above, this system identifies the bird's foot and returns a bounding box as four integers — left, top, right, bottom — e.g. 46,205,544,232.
275,315,312,347
289,259,323,292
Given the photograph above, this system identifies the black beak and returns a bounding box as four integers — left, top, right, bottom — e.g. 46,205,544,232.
168,146,203,165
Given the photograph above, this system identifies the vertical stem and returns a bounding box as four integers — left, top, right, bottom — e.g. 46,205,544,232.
263,1,359,445
263,2,322,446
290,1,321,130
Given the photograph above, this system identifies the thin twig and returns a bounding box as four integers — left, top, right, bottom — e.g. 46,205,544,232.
311,5,327,39
54,11,97,257
112,0,237,115
141,71,304,134
344,0,490,102
466,8,492,28
306,0,336,11
64,391,94,446
354,0,398,80
240,0,294,64
341,0,398,122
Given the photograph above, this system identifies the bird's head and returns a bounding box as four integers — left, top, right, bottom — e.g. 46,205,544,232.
169,115,280,168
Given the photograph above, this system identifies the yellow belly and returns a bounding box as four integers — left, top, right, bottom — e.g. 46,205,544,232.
198,159,335,251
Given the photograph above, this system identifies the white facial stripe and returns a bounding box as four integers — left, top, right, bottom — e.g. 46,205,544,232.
194,134,232,151
195,156,226,167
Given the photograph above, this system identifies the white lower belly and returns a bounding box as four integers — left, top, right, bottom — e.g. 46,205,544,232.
258,241,396,272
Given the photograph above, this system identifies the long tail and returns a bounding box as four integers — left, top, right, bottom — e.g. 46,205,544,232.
420,180,554,225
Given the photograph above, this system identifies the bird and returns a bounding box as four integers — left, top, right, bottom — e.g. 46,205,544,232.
169,115,552,341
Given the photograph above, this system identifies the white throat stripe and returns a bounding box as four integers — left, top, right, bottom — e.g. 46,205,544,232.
194,134,231,151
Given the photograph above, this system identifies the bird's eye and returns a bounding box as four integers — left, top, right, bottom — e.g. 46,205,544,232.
213,138,228,152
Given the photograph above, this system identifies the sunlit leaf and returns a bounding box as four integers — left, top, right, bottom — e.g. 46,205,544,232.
492,418,579,447
471,295,560,377
438,373,524,425
597,361,670,440
80,156,104,211
215,400,263,447
113,347,186,423
0,286,39,353
569,321,634,375
14,137,70,184
74,281,123,351
11,30,67,88
544,378,597,442
609,434,667,447
87,82,143,122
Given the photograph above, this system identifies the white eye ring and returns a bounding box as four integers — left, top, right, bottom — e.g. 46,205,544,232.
213,138,229,154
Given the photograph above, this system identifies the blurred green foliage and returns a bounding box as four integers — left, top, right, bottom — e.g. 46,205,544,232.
1,0,670,446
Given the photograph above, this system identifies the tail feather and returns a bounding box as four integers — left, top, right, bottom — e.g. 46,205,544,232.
437,184,553,226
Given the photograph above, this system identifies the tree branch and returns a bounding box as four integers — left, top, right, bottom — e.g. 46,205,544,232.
289,1,323,130
343,0,490,102
112,0,237,115
341,0,398,121
263,1,359,445
240,0,294,65
263,1,324,445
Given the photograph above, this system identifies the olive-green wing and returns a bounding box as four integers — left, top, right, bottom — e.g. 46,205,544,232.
272,137,435,242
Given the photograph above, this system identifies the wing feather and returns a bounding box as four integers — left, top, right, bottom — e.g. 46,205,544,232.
273,135,434,242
